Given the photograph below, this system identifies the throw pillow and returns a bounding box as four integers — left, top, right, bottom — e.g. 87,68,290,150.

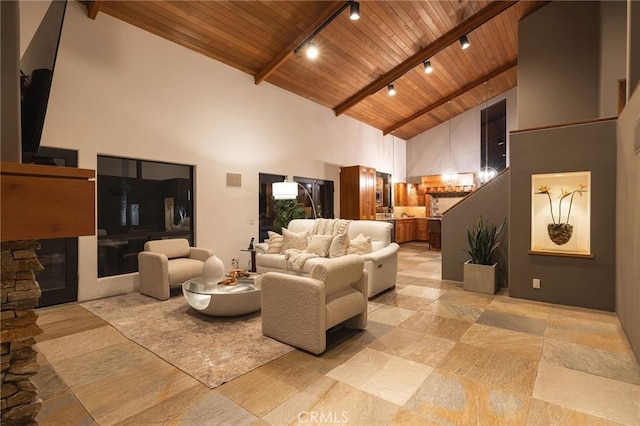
282,228,309,251
329,232,350,258
267,231,283,254
347,233,373,255
306,234,333,257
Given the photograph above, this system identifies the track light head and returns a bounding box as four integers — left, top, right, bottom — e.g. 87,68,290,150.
459,35,470,50
306,42,318,59
387,83,396,96
349,2,360,20
423,60,433,74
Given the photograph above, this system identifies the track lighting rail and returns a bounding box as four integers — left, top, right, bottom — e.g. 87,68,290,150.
293,1,356,55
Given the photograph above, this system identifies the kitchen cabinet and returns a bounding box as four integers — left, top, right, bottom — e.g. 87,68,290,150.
407,219,416,240
394,183,420,206
395,220,405,243
394,219,416,243
340,165,376,220
424,194,432,217
417,219,428,241
393,183,407,206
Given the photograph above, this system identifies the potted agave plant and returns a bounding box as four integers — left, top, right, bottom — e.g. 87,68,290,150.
535,184,587,245
463,216,505,294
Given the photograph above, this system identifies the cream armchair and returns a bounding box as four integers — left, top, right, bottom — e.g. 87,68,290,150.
261,254,367,354
138,238,213,301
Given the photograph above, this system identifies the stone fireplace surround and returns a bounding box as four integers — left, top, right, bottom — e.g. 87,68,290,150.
0,161,96,424
1,240,44,424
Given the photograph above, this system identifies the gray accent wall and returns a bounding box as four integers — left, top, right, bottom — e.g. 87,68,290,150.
518,1,601,129
600,1,627,117
616,87,640,360
442,170,509,287
509,120,617,311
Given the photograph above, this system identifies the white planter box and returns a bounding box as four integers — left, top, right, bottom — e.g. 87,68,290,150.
463,261,497,294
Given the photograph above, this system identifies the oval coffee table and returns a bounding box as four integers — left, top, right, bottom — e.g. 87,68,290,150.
182,275,261,316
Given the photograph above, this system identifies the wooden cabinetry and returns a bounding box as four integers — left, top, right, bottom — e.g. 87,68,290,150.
340,165,376,220
394,219,417,243
407,219,416,240
395,220,406,243
417,219,428,241
393,183,407,206
1,162,95,241
394,183,422,206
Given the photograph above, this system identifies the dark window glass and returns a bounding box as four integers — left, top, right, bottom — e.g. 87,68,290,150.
34,147,78,307
97,156,193,277
481,98,507,172
258,173,286,242
293,176,334,220
258,174,334,242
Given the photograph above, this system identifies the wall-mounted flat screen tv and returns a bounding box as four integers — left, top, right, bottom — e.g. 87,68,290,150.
20,0,67,163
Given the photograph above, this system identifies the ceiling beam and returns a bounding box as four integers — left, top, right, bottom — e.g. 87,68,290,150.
254,1,346,85
333,0,518,116
87,0,103,20
383,59,517,136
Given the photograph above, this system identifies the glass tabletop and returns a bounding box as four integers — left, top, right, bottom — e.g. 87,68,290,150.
182,275,261,295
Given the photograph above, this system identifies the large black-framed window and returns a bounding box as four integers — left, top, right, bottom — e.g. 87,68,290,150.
97,156,194,277
293,176,334,220
481,98,507,172
258,173,334,242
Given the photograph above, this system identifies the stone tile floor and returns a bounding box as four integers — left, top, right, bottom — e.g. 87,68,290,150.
33,242,640,425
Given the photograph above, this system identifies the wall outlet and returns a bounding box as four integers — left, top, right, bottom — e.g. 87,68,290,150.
533,278,541,289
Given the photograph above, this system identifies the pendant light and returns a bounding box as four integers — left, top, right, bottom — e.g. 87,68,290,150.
442,101,458,186
477,82,497,185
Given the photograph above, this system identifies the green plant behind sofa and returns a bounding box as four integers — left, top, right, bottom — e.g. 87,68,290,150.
273,199,307,234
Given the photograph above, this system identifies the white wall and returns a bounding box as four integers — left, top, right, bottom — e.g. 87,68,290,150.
20,1,406,301
405,88,517,180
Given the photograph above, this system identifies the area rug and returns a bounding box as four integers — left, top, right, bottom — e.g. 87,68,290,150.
80,293,293,389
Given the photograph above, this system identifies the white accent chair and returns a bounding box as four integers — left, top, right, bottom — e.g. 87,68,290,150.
261,254,367,354
138,239,213,300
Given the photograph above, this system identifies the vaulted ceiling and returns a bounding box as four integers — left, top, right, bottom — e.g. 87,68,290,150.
85,1,548,140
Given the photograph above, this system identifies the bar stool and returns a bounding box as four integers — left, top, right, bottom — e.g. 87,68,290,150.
427,219,441,251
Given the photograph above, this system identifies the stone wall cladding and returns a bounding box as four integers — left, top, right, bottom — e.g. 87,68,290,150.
1,240,43,425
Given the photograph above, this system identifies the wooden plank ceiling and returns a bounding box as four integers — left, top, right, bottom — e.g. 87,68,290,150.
89,0,547,140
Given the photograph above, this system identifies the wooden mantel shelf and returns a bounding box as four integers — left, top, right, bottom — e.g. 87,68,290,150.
1,162,96,241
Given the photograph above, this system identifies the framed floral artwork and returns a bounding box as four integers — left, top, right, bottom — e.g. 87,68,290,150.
530,171,591,256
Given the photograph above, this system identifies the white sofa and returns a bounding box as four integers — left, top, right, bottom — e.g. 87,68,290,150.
255,219,398,298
